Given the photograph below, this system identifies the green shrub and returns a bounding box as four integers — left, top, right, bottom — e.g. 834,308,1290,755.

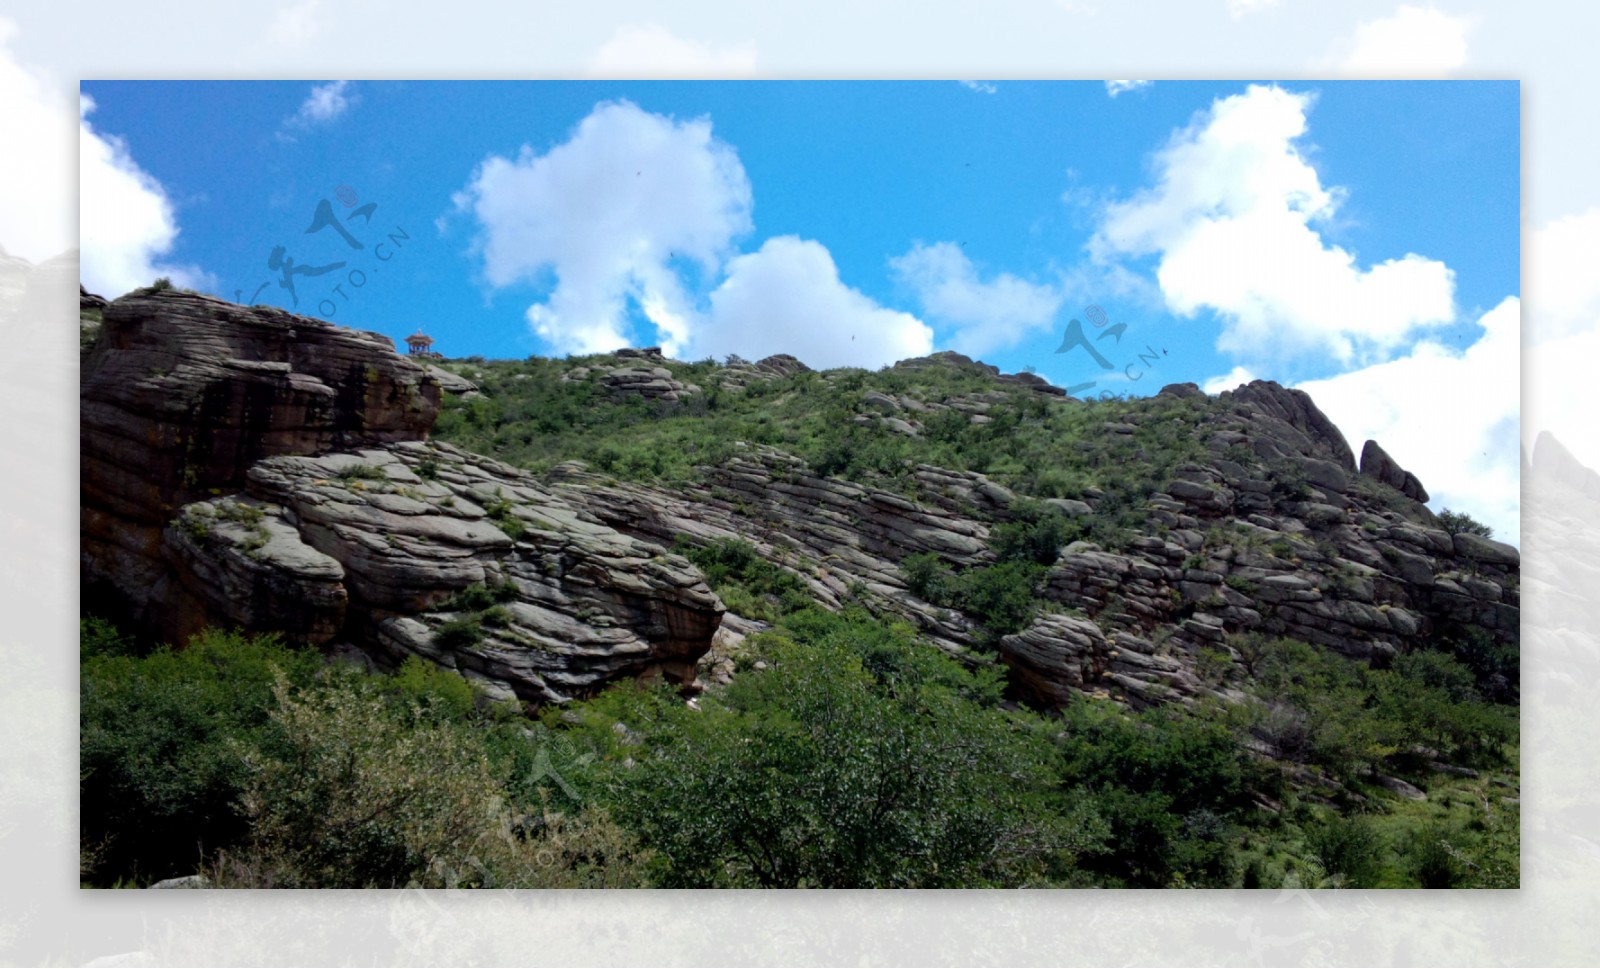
678,538,811,619
1224,575,1257,594
80,628,323,885
216,671,648,888
80,616,143,659
433,616,485,650
1055,701,1253,887
900,553,1044,640
1437,508,1493,539
1308,814,1385,887
482,490,528,541
333,463,387,483
597,622,1088,887
1406,824,1462,888
991,500,1077,566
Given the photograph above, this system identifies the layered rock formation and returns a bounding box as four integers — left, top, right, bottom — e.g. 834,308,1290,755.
82,290,722,703
563,347,703,403
82,289,1518,715
541,364,1518,710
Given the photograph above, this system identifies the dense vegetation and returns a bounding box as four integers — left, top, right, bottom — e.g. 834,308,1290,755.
431,353,1211,528
81,613,1517,889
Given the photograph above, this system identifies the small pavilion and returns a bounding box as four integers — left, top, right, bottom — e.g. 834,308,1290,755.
405,330,435,356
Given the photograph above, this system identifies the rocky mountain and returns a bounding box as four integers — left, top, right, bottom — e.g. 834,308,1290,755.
81,287,1519,715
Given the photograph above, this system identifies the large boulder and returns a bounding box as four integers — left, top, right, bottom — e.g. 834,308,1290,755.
1360,439,1430,503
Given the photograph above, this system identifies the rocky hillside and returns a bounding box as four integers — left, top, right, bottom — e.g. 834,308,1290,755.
81,288,1518,716
81,289,720,704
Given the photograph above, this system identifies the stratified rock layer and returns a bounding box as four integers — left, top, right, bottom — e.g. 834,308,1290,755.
81,291,1519,713
82,292,722,703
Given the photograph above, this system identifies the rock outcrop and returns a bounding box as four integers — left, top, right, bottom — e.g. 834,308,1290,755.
82,290,441,627
81,290,1519,715
564,347,702,403
1360,439,1430,503
536,358,1518,711
82,292,722,704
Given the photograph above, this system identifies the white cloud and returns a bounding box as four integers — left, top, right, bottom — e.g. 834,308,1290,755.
1201,365,1259,394
1105,80,1152,97
1227,0,1284,17
588,23,757,78
0,18,75,263
457,100,753,356
960,80,998,95
1527,206,1600,345
1092,83,1455,365
286,79,352,131
697,236,932,370
268,0,324,46
1327,4,1474,76
79,95,212,299
891,241,1061,358
1296,297,1520,544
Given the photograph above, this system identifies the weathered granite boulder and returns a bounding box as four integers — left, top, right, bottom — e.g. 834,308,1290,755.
1360,439,1430,503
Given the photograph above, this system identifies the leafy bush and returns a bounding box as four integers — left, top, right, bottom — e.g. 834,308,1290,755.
1437,508,1494,538
215,669,648,888
1055,701,1255,887
80,628,323,885
900,553,1045,639
481,489,528,541
334,463,388,481
1308,814,1385,887
595,617,1091,887
679,538,811,620
433,615,486,650
990,500,1077,566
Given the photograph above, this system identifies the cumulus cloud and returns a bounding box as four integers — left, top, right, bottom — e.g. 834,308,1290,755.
697,236,932,370
1296,297,1520,544
891,242,1061,358
457,100,753,356
1105,80,1152,97
297,80,351,124
960,80,998,95
1327,4,1474,76
588,23,757,78
1092,83,1455,365
1201,365,1259,394
0,18,75,263
79,95,212,298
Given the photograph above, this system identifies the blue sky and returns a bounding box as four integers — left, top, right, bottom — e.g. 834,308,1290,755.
77,79,1522,538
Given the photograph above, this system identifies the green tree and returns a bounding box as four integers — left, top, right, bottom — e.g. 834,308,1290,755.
600,613,1096,887
80,627,323,884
